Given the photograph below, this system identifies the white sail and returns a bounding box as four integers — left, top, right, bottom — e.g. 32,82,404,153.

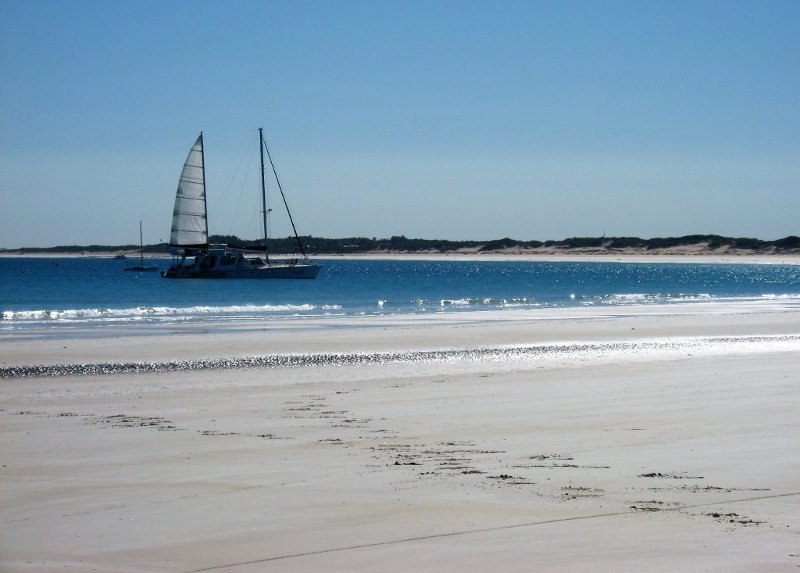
169,134,208,246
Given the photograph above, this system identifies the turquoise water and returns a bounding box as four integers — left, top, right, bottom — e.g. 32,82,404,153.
1,257,799,330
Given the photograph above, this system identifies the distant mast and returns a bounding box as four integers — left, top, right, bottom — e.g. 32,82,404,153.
138,220,144,266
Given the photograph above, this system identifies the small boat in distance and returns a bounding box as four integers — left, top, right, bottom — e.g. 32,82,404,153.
162,129,320,279
124,221,158,272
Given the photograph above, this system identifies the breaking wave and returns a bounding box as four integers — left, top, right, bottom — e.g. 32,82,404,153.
1,303,342,328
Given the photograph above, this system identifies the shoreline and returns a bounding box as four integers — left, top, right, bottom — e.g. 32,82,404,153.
3,292,799,364
2,302,799,571
2,250,800,265
324,251,800,265
4,298,800,364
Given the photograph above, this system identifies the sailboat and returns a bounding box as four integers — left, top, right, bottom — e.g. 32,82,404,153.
124,221,158,272
162,129,320,279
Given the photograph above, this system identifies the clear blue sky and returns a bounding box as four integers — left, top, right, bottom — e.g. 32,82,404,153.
1,0,798,248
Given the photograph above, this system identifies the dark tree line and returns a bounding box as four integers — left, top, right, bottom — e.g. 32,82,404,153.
5,234,799,255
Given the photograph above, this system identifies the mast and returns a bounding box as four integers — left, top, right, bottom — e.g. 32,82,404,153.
199,132,209,247
139,220,144,266
262,133,308,258
259,128,270,263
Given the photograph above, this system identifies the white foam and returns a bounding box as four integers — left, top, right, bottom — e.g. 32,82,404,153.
1,303,343,326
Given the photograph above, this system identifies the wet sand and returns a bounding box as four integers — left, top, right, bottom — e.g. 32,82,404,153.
1,301,799,572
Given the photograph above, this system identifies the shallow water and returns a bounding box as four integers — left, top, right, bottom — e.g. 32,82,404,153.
2,257,799,331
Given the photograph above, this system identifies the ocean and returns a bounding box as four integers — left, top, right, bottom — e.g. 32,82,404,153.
2,257,799,332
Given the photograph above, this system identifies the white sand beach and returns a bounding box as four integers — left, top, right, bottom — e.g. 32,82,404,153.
2,301,799,572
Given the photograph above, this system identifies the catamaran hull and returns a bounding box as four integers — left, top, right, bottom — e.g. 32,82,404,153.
162,264,320,279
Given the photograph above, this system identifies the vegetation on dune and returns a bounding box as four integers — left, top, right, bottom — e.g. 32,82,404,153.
2,234,799,255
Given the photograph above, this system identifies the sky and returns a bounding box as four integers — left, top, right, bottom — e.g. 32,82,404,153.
1,0,798,248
